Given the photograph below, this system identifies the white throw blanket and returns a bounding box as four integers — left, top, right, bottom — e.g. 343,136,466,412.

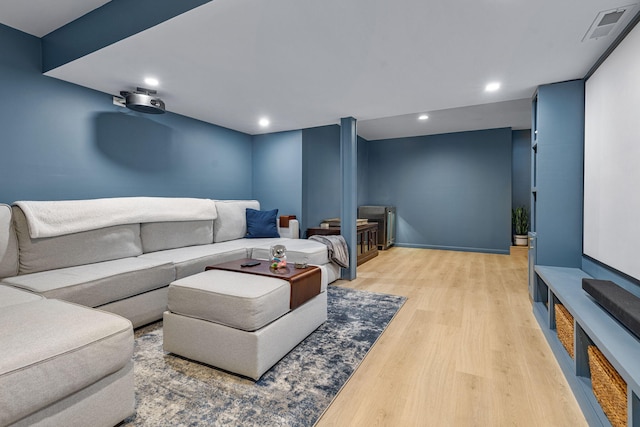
309,235,350,268
15,197,218,238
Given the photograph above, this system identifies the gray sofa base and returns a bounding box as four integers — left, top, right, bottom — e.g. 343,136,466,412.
98,286,169,328
10,361,134,427
163,291,327,380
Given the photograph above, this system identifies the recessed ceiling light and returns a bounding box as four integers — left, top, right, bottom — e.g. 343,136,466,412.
418,114,429,121
144,77,159,87
485,82,501,92
259,118,270,127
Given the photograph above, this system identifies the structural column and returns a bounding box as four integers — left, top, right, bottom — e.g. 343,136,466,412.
340,117,357,280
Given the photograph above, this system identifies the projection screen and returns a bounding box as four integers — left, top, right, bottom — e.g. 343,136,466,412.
584,21,640,281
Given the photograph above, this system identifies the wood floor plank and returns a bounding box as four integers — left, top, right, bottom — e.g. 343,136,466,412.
316,247,587,427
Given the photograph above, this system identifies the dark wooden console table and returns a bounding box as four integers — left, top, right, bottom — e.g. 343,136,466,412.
306,223,378,265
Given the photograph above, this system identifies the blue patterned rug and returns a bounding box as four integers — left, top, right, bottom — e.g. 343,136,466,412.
121,285,406,426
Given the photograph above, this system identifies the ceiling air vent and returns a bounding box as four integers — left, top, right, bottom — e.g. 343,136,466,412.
582,4,637,41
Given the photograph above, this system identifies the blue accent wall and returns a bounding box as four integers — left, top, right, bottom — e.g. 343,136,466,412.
301,125,341,235
512,129,531,212
357,136,369,208
365,128,513,254
0,21,524,259
252,131,303,220
0,24,252,204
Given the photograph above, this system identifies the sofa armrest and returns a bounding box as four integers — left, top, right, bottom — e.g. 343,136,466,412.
278,219,299,239
0,204,18,279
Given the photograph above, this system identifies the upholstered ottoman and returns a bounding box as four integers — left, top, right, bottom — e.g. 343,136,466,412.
0,295,134,427
163,269,327,380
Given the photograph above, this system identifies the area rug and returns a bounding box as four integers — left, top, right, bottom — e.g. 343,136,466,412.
121,286,406,427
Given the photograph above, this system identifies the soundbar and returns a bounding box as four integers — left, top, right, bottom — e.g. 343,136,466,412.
582,278,640,341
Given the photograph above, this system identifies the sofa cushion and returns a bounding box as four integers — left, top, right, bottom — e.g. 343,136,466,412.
1,258,175,308
168,269,291,331
251,238,330,265
246,208,280,238
139,240,250,279
13,206,143,275
0,299,132,427
240,237,293,250
0,284,44,308
141,220,214,253
213,200,260,243
0,204,18,279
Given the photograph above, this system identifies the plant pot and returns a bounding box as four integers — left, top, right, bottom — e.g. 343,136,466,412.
514,234,528,246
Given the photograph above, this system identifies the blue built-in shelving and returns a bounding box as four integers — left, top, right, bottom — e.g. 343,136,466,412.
531,79,640,426
533,266,640,427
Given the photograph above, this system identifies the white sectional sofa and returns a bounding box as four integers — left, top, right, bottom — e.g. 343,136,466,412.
0,198,339,328
0,197,339,426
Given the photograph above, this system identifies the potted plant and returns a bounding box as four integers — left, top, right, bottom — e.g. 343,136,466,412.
512,206,529,246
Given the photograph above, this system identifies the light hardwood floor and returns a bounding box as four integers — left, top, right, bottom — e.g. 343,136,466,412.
317,247,588,427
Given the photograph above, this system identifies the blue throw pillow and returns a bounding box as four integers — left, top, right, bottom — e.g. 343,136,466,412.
246,208,280,238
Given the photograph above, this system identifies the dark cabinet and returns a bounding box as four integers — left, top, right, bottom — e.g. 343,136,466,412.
306,223,378,265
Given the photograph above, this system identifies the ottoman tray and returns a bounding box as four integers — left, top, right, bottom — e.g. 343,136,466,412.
205,258,321,309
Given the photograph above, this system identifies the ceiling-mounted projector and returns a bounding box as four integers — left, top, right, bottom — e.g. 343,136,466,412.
119,87,165,114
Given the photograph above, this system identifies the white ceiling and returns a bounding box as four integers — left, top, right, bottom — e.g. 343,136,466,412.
0,0,110,37
1,0,638,140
